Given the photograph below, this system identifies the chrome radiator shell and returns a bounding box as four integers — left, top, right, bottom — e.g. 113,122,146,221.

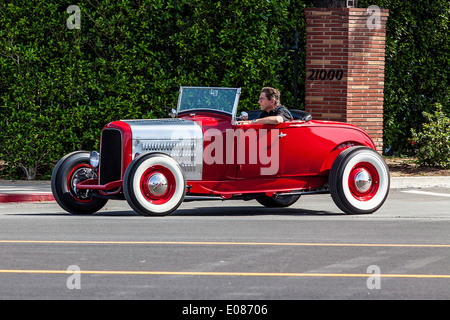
122,119,203,180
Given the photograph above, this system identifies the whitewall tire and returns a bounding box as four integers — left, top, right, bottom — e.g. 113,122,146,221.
329,147,390,215
123,153,186,216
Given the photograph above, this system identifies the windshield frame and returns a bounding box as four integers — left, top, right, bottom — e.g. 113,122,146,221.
176,86,241,123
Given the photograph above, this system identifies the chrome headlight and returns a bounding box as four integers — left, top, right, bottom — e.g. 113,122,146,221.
89,151,100,168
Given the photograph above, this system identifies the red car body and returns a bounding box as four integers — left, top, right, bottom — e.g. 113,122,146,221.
51,87,389,216
101,112,375,196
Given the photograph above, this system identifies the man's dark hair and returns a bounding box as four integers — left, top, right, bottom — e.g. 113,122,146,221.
261,87,281,105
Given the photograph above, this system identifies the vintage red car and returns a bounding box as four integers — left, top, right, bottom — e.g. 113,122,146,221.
51,87,390,216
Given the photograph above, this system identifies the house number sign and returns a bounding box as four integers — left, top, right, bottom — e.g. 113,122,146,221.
307,69,344,81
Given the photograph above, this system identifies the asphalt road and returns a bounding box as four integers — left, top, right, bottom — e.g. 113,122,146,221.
0,188,449,302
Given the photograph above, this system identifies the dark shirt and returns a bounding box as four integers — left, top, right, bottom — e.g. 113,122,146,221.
258,105,292,122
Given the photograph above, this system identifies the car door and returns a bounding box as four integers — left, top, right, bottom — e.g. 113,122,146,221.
280,121,342,177
233,123,286,179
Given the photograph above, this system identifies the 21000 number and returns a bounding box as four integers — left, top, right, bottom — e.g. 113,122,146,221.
308,68,344,81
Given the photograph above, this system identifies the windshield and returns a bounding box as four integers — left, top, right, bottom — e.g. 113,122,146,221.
177,87,241,117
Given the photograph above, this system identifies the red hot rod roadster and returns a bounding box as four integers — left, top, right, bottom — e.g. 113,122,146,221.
51,87,390,216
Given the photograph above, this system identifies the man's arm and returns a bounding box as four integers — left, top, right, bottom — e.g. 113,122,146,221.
236,116,283,125
254,116,283,125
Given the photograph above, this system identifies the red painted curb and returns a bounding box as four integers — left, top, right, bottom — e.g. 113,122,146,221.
0,193,55,203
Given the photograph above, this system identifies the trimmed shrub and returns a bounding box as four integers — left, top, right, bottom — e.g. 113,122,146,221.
359,0,450,154
411,103,450,168
0,0,307,179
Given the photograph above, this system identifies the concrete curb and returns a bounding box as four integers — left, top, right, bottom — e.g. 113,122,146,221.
389,176,450,189
0,193,55,203
1,176,450,203
0,181,54,203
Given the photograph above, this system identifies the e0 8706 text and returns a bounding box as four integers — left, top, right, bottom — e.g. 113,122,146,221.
226,304,268,315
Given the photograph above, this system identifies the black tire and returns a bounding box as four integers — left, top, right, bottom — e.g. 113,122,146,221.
329,146,390,215
123,153,186,216
51,151,107,215
256,194,301,208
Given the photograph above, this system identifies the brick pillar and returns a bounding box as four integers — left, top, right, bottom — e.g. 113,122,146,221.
304,7,389,152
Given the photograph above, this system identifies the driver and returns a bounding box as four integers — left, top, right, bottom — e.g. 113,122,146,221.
239,87,292,125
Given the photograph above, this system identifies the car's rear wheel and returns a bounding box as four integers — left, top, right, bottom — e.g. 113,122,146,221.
123,153,186,216
329,146,390,214
256,194,301,208
51,151,108,214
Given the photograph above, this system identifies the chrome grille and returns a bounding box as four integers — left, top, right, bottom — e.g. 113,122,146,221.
134,139,202,180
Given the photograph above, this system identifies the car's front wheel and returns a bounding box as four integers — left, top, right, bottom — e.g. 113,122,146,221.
51,151,108,214
329,146,390,214
123,153,186,216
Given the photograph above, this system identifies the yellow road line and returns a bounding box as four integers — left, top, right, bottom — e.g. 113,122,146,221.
0,240,449,248
0,269,450,279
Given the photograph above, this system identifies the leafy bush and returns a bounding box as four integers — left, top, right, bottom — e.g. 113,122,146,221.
0,0,307,179
411,103,450,168
359,0,450,154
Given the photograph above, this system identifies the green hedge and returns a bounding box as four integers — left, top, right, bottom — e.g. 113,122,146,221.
360,0,450,154
411,103,450,168
1,0,449,179
0,0,306,179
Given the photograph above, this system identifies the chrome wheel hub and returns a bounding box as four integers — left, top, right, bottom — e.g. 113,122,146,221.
354,169,372,193
70,167,97,199
147,172,168,197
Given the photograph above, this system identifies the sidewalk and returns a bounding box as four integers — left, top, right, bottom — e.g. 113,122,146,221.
1,176,450,203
